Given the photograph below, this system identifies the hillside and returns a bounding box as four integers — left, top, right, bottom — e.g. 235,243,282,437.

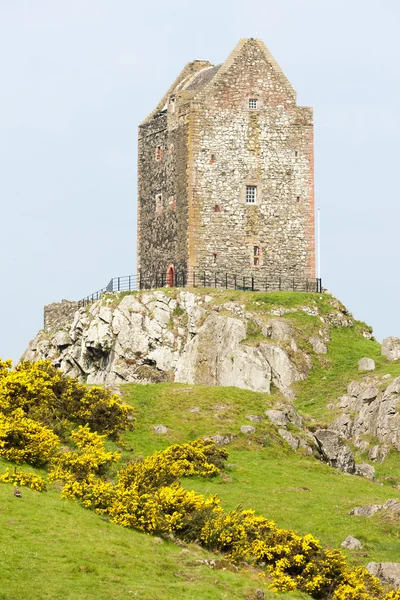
2,289,400,599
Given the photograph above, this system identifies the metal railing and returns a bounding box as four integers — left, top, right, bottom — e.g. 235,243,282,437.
79,272,322,307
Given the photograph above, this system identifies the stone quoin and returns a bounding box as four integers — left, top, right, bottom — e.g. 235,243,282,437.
137,38,315,286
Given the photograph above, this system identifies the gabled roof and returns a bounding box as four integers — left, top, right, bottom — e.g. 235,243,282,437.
139,39,296,126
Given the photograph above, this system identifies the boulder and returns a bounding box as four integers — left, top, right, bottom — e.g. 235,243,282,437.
349,504,382,518
313,429,355,473
309,336,328,354
355,463,375,481
203,435,232,446
153,425,168,434
265,409,288,428
368,445,389,463
367,563,400,589
382,337,400,361
341,536,363,550
358,358,375,372
240,425,256,434
278,429,299,450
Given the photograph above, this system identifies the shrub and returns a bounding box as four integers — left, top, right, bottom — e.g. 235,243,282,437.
0,408,59,466
0,360,133,438
0,467,47,491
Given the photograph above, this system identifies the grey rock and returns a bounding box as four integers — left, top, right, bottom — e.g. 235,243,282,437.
349,504,382,517
246,415,263,422
203,435,232,446
341,536,363,550
188,407,200,413
153,425,168,434
382,337,400,361
368,445,389,463
240,425,256,434
367,562,400,589
355,463,375,481
358,358,376,372
309,336,328,354
278,429,299,450
313,429,355,473
265,409,288,427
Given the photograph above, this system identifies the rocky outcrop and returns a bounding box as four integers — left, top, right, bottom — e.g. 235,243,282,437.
382,337,400,361
313,429,356,474
350,499,400,518
332,376,400,452
367,563,400,589
341,536,362,550
22,290,311,397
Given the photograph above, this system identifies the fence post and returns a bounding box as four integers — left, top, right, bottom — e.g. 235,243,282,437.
225,273,228,289
139,271,142,290
243,277,246,291
234,275,237,290
214,273,217,288
293,277,295,291
193,272,195,288
203,272,206,288
161,272,164,287
251,277,254,292
279,277,281,292
265,277,268,292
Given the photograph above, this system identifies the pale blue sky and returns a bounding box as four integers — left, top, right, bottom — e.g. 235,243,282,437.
1,0,399,362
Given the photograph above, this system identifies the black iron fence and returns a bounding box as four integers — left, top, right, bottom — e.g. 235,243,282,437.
79,272,322,307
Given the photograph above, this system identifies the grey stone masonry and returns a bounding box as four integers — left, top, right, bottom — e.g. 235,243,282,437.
137,39,315,286
44,300,80,331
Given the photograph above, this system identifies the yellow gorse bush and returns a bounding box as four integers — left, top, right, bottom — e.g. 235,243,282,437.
0,467,46,491
0,360,133,439
0,357,399,600
0,408,59,465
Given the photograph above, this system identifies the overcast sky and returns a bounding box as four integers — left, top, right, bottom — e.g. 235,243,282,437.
1,0,399,362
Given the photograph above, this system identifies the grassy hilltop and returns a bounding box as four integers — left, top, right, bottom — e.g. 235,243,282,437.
1,289,400,600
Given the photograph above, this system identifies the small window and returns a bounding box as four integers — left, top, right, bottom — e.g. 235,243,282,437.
213,205,221,213
295,150,298,157
213,252,217,264
253,246,261,266
155,146,163,161
210,153,216,163
296,196,300,202
155,194,163,214
249,98,258,110
168,195,176,209
169,97,176,113
246,185,257,204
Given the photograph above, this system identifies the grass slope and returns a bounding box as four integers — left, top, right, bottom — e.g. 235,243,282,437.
0,471,309,600
121,381,400,566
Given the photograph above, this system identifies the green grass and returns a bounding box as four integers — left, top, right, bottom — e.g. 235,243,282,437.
0,471,309,600
121,382,400,567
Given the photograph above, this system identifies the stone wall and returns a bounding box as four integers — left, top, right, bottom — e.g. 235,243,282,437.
137,39,315,284
44,300,79,331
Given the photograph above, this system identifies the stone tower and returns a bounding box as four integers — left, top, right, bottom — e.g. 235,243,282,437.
137,38,315,289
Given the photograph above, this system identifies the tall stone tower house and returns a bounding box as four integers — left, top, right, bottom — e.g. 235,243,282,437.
137,38,315,288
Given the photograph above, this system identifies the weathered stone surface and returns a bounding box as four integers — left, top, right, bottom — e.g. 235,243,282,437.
368,445,389,463
313,429,355,473
309,336,328,354
341,536,363,550
153,425,168,434
350,504,382,518
137,38,316,287
278,429,299,450
358,358,375,372
350,500,400,518
265,410,288,427
367,563,400,589
240,425,256,434
332,376,400,453
246,415,263,422
203,434,232,446
382,337,400,361
355,463,375,481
